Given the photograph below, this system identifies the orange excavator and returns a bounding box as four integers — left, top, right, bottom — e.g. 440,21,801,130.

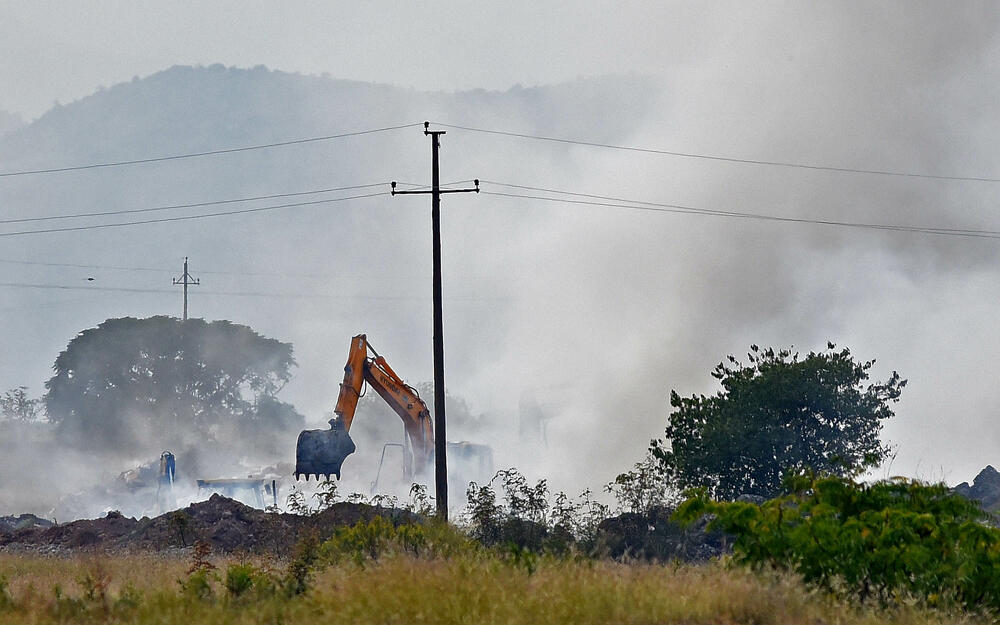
294,334,433,481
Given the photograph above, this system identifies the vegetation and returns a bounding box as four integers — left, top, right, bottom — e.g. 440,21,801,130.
0,386,43,423
676,472,1000,612
1,548,991,625
44,316,302,451
651,343,905,500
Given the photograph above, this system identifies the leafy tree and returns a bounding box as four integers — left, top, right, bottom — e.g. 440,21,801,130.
0,386,42,422
44,316,300,450
675,473,1000,611
651,343,904,500
606,453,679,514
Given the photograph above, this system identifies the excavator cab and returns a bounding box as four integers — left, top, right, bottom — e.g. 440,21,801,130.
294,417,356,480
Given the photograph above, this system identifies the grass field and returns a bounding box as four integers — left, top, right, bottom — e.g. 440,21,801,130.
0,551,991,625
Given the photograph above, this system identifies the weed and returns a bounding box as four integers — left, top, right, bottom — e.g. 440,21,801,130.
187,540,216,575
407,482,434,517
0,575,12,611
286,485,311,515
223,563,257,598
312,479,340,512
113,582,143,611
285,529,320,596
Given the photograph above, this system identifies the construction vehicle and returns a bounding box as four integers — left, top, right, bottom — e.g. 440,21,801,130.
295,334,434,481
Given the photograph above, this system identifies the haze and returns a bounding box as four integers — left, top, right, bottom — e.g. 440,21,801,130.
2,2,1000,515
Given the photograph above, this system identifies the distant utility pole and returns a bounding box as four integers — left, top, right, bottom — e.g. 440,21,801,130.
391,122,479,520
172,257,200,321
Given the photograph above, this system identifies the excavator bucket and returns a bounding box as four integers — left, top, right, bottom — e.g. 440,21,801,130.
294,419,356,481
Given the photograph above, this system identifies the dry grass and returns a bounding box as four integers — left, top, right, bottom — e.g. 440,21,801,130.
0,551,991,624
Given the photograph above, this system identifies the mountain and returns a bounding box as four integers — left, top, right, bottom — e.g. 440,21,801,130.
0,65,661,514
955,466,1000,513
0,109,24,137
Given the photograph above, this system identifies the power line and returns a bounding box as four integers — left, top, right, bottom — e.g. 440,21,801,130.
0,280,507,301
0,183,386,225
435,122,1000,183
481,181,1000,240
0,122,422,178
0,257,444,280
0,191,388,237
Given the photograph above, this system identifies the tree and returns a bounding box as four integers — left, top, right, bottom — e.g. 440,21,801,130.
675,472,1000,611
650,343,905,501
0,386,42,422
44,316,301,451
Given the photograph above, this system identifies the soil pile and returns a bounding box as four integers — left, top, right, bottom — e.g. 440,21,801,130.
594,506,726,562
0,494,415,556
0,513,53,532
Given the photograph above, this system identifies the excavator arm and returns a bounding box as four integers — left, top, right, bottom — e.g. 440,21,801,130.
295,334,434,481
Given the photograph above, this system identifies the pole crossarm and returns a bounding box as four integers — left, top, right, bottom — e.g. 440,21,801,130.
391,180,480,195
172,256,200,321
389,121,479,521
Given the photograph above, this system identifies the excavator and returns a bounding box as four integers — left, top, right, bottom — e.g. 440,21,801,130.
294,334,434,481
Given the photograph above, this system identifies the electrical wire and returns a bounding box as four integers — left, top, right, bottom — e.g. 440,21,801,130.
0,183,387,225
0,122,422,177
0,191,388,237
434,122,1000,183
0,280,506,301
481,181,1000,240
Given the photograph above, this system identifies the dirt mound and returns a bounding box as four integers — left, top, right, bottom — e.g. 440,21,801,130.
0,494,416,556
594,506,727,562
0,513,53,532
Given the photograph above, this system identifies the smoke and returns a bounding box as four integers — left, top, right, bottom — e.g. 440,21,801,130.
3,5,1000,518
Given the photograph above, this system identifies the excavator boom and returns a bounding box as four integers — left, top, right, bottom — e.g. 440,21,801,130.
294,334,433,481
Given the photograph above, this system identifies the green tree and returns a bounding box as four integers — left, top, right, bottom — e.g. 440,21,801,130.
675,473,1000,610
650,343,904,500
44,316,300,450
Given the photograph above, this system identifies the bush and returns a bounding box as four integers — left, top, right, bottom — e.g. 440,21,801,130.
224,563,257,598
675,472,1000,610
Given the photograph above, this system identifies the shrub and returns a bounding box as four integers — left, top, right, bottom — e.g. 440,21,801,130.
224,563,256,598
675,471,1000,610
285,529,320,596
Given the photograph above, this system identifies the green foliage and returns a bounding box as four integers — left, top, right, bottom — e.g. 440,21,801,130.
0,575,12,611
652,343,905,500
113,582,142,611
223,563,274,598
44,316,300,450
179,540,218,601
319,517,476,566
606,453,679,514
463,468,609,554
675,472,1000,611
284,530,320,596
179,569,215,602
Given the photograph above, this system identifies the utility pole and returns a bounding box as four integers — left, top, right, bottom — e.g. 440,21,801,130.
391,122,479,520
172,257,200,320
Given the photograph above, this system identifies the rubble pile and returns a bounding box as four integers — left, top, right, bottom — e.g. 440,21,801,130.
0,494,408,556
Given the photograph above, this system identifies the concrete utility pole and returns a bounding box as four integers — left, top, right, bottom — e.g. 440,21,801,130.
391,122,479,520
172,257,200,320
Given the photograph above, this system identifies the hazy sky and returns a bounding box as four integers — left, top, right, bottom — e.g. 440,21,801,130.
6,1,769,118
4,2,1000,506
